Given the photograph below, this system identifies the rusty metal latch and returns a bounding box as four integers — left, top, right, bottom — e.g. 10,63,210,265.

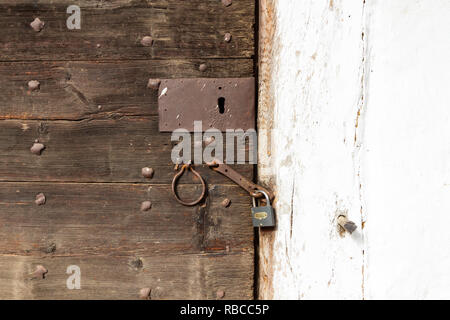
207,161,274,201
157,78,255,132
171,161,274,206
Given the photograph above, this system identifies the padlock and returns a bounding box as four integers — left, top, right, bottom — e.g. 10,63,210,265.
251,190,276,227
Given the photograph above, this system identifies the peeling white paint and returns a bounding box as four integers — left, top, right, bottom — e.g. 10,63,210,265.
258,0,365,300
258,0,450,299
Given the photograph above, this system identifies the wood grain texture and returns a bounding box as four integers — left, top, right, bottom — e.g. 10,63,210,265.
0,0,256,300
0,253,253,299
0,183,254,299
0,59,253,120
0,117,253,183
256,0,276,300
0,183,253,257
0,0,254,61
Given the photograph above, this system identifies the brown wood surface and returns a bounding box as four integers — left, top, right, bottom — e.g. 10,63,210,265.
0,117,253,184
0,59,253,120
0,183,253,257
0,0,255,300
0,0,254,61
0,253,253,299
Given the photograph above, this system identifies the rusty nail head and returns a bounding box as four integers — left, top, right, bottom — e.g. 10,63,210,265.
147,79,161,90
199,64,208,72
32,265,48,279
141,201,152,212
30,142,45,155
221,0,232,7
224,33,232,42
28,80,40,91
35,193,46,206
141,167,154,179
221,198,231,208
216,290,225,299
141,36,153,47
30,18,45,32
139,288,151,300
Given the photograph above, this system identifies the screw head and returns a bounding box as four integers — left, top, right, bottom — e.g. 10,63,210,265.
28,80,40,91
35,193,46,206
141,167,154,179
141,36,154,47
224,33,232,42
30,18,45,32
140,201,152,212
139,287,151,300
199,63,208,72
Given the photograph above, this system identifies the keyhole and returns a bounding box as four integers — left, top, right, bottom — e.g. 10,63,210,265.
218,97,225,114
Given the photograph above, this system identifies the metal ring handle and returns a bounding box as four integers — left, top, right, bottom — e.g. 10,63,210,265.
171,164,207,206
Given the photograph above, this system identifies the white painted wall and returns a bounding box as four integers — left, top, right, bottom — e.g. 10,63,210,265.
258,0,450,299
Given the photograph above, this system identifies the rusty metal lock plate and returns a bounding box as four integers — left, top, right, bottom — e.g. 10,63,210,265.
158,78,255,132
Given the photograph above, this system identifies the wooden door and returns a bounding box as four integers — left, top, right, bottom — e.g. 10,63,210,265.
0,0,255,300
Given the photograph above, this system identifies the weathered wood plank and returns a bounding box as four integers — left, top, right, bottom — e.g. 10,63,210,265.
0,181,254,300
0,59,254,120
0,0,254,61
0,0,256,301
0,183,253,257
0,118,253,183
0,252,253,299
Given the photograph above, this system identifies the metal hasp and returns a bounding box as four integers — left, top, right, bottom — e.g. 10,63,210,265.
207,161,275,201
158,78,255,132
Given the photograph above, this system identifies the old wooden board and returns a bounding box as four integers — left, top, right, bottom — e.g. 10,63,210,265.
0,118,253,184
0,182,254,300
0,0,254,61
0,183,252,257
0,0,255,300
0,253,253,299
0,59,253,120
